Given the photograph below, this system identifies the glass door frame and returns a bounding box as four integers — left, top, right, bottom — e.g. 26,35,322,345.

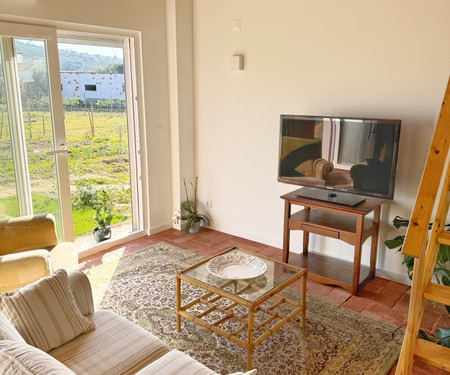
0,21,74,241
56,31,144,250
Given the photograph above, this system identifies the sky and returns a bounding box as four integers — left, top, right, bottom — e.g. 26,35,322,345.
57,43,123,60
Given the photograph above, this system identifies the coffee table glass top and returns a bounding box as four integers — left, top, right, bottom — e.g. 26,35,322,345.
182,247,303,302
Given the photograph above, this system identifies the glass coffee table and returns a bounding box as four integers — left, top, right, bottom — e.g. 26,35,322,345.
176,247,307,370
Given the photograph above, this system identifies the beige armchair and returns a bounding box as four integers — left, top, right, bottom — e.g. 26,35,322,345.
0,214,78,292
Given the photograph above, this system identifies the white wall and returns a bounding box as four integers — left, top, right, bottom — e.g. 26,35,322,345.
193,0,450,283
0,0,174,233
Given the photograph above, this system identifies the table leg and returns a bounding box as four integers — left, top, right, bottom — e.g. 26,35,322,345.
176,274,181,332
303,207,310,254
247,307,255,371
370,206,381,279
283,200,291,263
301,272,307,328
352,215,364,295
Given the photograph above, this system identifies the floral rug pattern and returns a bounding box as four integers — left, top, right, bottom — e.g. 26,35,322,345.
85,242,403,375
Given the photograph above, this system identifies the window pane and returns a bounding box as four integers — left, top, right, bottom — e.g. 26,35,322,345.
58,42,132,247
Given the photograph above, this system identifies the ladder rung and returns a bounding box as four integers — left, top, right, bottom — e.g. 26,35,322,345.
423,283,450,305
437,230,450,245
414,338,450,372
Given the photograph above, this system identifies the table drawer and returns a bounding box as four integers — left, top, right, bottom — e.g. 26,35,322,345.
301,223,339,239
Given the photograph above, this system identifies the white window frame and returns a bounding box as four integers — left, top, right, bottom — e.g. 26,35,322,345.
57,30,145,255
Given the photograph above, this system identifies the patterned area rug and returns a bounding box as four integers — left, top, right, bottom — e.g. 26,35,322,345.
85,242,403,375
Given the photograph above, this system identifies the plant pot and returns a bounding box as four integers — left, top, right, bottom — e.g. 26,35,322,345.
93,226,112,242
189,221,201,233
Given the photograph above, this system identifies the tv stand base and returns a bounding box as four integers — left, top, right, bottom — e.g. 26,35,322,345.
281,187,385,295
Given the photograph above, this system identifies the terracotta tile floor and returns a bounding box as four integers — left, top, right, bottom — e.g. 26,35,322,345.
79,228,449,375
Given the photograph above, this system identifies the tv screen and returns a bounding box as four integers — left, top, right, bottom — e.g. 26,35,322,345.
278,115,401,200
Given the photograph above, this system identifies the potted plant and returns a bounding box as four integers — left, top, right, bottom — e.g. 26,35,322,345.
74,183,114,242
92,188,113,242
181,177,210,233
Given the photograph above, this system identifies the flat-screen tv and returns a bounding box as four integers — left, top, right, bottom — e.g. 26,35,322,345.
278,114,401,205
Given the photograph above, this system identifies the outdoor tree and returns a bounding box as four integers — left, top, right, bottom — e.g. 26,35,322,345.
95,63,124,74
112,122,126,154
31,67,49,100
64,97,80,111
104,98,114,117
88,102,95,137
117,98,126,112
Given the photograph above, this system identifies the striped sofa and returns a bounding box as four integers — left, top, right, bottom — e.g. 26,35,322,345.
0,270,256,375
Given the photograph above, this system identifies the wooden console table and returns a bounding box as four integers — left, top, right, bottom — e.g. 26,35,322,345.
281,187,385,295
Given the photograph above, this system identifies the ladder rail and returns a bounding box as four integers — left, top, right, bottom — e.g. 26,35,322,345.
395,75,450,375
402,78,450,259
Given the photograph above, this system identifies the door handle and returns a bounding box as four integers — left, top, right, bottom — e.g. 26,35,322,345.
45,147,69,156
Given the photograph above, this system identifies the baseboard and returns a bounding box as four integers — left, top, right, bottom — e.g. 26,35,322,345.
78,230,145,259
375,269,411,285
149,222,173,235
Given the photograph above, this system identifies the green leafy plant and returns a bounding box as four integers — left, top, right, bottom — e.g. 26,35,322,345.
385,215,450,347
74,183,114,239
92,189,113,232
418,327,450,347
181,177,210,232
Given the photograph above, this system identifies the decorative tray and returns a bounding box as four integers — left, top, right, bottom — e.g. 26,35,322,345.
206,253,267,279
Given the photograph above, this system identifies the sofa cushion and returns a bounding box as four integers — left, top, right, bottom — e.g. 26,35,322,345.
134,350,257,375
49,310,170,375
0,340,75,375
0,311,25,343
0,269,95,352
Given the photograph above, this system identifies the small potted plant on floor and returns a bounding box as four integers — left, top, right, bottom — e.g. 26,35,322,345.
92,188,114,242
181,177,210,233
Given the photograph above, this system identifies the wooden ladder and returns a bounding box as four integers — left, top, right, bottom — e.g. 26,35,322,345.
395,76,450,374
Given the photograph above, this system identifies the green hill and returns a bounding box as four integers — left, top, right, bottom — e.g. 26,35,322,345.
14,40,122,72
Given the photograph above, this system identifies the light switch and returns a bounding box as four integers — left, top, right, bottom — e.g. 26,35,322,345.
229,55,244,71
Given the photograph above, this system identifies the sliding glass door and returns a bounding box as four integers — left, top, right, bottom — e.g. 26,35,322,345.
56,37,140,247
0,23,72,240
0,22,142,247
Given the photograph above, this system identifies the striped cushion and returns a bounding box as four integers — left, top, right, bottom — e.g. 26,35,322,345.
0,340,75,375
135,350,219,375
135,349,258,375
0,269,95,352
49,310,170,375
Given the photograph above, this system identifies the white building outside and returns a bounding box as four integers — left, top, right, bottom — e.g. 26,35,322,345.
60,72,125,105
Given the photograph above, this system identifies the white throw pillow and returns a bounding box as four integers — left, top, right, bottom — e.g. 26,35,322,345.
0,340,75,375
0,311,25,343
0,269,95,352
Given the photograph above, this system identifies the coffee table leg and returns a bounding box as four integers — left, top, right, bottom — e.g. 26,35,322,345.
247,307,254,370
301,272,307,328
176,274,181,332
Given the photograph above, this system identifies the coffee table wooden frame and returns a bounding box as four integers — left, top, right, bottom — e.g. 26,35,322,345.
176,247,307,370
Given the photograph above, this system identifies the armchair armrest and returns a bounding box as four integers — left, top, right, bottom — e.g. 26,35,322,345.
67,270,94,316
0,250,52,292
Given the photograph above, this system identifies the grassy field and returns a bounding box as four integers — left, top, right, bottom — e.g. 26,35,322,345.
0,108,131,239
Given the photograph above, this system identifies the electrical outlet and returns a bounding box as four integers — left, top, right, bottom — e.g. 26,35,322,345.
206,201,213,208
